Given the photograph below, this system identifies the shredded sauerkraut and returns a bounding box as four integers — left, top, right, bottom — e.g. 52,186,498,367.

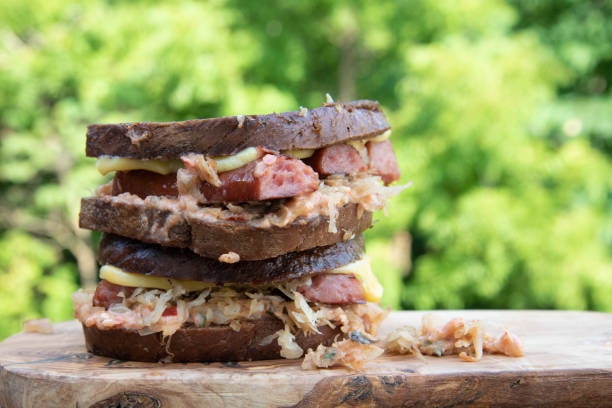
276,325,304,359
302,339,384,370
97,173,409,230
264,174,409,232
383,314,524,362
383,325,423,359
181,153,222,187
72,277,387,361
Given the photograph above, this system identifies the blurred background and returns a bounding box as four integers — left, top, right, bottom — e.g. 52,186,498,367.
1,0,611,340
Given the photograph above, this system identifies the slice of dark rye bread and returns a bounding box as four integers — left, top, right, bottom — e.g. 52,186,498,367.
99,234,364,285
86,100,390,159
83,318,342,362
80,197,372,260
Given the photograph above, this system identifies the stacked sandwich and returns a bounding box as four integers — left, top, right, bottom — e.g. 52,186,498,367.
72,99,405,367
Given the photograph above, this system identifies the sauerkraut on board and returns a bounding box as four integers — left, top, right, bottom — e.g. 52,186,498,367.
383,314,524,362
301,313,524,370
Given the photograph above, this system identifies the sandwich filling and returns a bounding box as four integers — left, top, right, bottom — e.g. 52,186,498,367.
97,173,405,233
101,137,401,203
73,258,387,360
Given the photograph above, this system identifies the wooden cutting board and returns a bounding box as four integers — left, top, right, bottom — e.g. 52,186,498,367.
0,310,610,407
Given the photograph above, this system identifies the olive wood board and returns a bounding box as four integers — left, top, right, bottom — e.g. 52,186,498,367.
0,310,611,408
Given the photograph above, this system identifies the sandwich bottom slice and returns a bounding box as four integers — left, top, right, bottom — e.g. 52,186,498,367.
72,241,388,365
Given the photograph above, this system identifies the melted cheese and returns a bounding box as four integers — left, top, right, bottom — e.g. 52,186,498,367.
347,140,366,151
282,130,391,161
96,147,260,176
346,130,391,157
100,265,213,291
213,147,259,172
370,129,391,143
328,257,383,302
96,157,183,176
282,149,315,159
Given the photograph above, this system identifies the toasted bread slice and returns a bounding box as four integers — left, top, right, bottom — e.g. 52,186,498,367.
83,318,341,362
80,196,372,260
98,233,364,285
86,100,390,158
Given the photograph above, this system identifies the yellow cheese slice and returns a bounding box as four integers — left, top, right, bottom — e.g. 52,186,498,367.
281,149,315,159
369,129,391,143
100,265,213,292
346,130,391,155
213,147,259,172
347,140,366,151
96,157,183,176
96,147,260,176
329,257,383,302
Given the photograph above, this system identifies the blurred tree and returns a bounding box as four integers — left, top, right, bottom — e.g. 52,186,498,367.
384,1,612,311
514,0,612,154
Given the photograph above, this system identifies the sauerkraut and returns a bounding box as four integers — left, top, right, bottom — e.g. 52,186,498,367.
181,153,222,187
264,174,408,231
383,314,524,361
302,339,384,370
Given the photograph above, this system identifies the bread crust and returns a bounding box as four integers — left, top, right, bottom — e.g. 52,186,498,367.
86,100,390,158
80,197,372,260
83,319,342,362
98,234,364,285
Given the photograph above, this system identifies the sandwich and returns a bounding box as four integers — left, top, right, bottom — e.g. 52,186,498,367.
72,99,406,367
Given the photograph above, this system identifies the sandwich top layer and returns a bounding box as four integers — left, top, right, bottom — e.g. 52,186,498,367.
83,100,403,254
86,100,390,159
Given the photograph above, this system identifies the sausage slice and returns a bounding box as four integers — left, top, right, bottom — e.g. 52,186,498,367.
367,140,400,184
298,274,366,305
112,154,319,202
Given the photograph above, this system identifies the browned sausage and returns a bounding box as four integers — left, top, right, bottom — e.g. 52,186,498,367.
298,274,366,305
112,155,319,202
200,154,319,202
92,279,135,308
113,170,178,198
367,140,400,184
305,143,367,176
306,141,400,185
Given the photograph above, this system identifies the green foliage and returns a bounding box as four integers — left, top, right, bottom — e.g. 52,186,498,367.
0,0,611,339
0,231,78,336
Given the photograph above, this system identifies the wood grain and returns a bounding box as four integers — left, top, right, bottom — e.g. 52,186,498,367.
0,310,611,407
